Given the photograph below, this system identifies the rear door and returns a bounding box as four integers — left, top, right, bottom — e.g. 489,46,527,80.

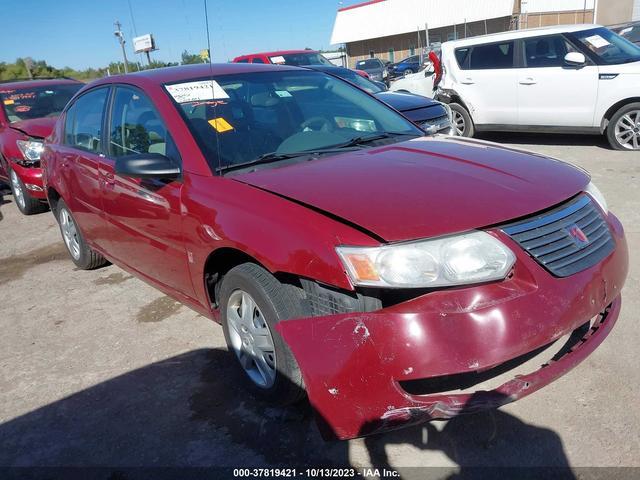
516,34,599,127
453,40,519,126
99,84,193,295
58,87,110,248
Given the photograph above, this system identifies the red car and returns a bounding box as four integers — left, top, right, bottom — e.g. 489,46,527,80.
0,78,82,214
43,64,628,440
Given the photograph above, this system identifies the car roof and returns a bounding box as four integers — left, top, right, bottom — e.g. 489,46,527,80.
0,78,81,90
89,63,303,87
444,24,603,48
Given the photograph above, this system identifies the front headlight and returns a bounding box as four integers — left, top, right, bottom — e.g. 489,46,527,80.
16,140,45,162
585,181,608,213
336,231,516,288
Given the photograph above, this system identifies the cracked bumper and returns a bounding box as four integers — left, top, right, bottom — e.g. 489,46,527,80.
277,214,628,440
11,161,46,199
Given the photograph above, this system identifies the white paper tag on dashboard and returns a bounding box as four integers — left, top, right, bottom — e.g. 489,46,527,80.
165,80,230,103
584,35,611,49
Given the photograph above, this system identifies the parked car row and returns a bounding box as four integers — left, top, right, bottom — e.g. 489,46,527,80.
0,43,629,441
389,24,640,150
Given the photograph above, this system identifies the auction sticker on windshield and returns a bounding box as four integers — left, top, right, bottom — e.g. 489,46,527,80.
584,34,611,49
165,80,229,103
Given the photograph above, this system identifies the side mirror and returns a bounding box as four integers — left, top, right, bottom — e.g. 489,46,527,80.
564,52,586,68
115,153,180,179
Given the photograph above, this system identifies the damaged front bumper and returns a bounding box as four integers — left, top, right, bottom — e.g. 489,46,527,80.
10,160,46,199
277,214,628,440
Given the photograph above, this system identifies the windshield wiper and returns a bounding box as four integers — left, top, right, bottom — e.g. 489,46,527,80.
334,131,420,149
217,147,360,174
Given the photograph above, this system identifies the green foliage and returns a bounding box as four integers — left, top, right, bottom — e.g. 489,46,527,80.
181,50,203,65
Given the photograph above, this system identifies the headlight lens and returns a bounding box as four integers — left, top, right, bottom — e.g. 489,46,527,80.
336,231,516,288
16,140,45,162
585,181,608,213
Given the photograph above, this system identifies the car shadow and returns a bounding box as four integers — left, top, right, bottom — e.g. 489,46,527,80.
477,132,610,150
0,348,575,478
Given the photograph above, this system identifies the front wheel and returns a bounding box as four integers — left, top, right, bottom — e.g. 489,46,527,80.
220,263,305,406
9,168,47,215
450,103,475,137
607,103,640,151
56,199,108,270
403,69,414,75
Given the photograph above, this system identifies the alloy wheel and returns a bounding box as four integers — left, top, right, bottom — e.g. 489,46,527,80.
59,207,81,260
453,110,466,136
226,290,277,389
10,170,25,210
614,110,640,150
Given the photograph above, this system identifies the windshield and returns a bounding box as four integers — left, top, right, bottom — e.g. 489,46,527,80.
269,53,333,66
166,71,421,173
0,83,82,122
330,69,384,94
570,27,640,64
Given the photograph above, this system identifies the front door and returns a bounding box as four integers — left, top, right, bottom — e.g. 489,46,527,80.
99,85,193,296
517,34,599,127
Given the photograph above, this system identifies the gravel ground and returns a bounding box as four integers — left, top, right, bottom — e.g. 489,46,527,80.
0,133,638,477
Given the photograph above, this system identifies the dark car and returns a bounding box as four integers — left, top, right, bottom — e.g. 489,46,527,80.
44,63,627,440
0,78,82,214
387,54,421,78
354,58,387,82
610,21,640,46
309,65,451,134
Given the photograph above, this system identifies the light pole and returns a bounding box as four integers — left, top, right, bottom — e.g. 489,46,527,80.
114,20,130,74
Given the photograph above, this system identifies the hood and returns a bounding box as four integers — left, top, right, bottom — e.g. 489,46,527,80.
232,137,589,243
10,117,57,139
375,91,442,113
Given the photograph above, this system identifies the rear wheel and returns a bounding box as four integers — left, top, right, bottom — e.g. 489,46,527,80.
56,199,107,270
220,263,305,406
9,168,47,215
607,103,640,151
450,103,475,137
403,69,414,75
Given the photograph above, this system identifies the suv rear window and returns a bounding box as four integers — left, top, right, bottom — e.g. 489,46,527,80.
356,59,382,69
463,41,515,70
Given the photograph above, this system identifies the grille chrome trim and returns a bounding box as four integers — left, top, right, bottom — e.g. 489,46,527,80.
502,195,615,277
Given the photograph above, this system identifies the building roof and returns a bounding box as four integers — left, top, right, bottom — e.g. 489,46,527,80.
331,0,515,44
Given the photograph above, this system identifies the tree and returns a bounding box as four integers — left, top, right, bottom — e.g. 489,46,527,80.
181,50,203,65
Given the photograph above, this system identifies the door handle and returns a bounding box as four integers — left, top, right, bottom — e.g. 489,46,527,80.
461,77,475,85
104,172,116,186
519,77,537,85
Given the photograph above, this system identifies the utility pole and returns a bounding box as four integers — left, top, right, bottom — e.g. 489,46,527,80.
114,20,129,74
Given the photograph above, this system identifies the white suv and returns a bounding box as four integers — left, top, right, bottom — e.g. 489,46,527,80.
395,25,640,150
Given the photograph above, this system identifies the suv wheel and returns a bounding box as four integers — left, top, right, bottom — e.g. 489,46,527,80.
56,199,108,269
9,168,47,215
607,103,640,151
220,263,305,406
450,103,475,137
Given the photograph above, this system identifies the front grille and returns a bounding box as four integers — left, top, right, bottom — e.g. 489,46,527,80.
502,194,614,277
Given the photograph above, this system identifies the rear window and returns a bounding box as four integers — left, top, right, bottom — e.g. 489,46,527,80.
356,59,382,69
0,83,82,123
465,41,515,70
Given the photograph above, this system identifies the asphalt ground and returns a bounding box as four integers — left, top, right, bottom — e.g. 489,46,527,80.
0,132,638,478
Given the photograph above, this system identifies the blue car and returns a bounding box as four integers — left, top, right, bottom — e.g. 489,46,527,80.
388,55,421,78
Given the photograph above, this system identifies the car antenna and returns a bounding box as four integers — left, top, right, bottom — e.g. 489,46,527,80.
204,0,223,172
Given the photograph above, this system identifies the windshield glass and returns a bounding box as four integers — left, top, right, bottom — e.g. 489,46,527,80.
330,69,383,94
269,53,333,66
166,71,421,172
0,83,82,122
356,59,382,70
570,27,640,64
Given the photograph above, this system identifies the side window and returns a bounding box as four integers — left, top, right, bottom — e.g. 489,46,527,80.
523,35,573,68
468,41,515,70
108,86,177,161
63,88,109,153
236,58,249,63
455,48,471,68
252,57,265,64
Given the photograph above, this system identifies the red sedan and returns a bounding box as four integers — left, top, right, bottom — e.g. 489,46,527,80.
42,64,628,440
0,78,82,214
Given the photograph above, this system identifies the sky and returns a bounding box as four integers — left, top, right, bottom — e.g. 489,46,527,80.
0,0,362,70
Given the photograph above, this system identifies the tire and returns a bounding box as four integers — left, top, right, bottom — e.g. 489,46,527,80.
9,168,47,215
403,69,414,75
450,103,475,137
56,199,107,270
606,102,640,151
220,263,306,406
